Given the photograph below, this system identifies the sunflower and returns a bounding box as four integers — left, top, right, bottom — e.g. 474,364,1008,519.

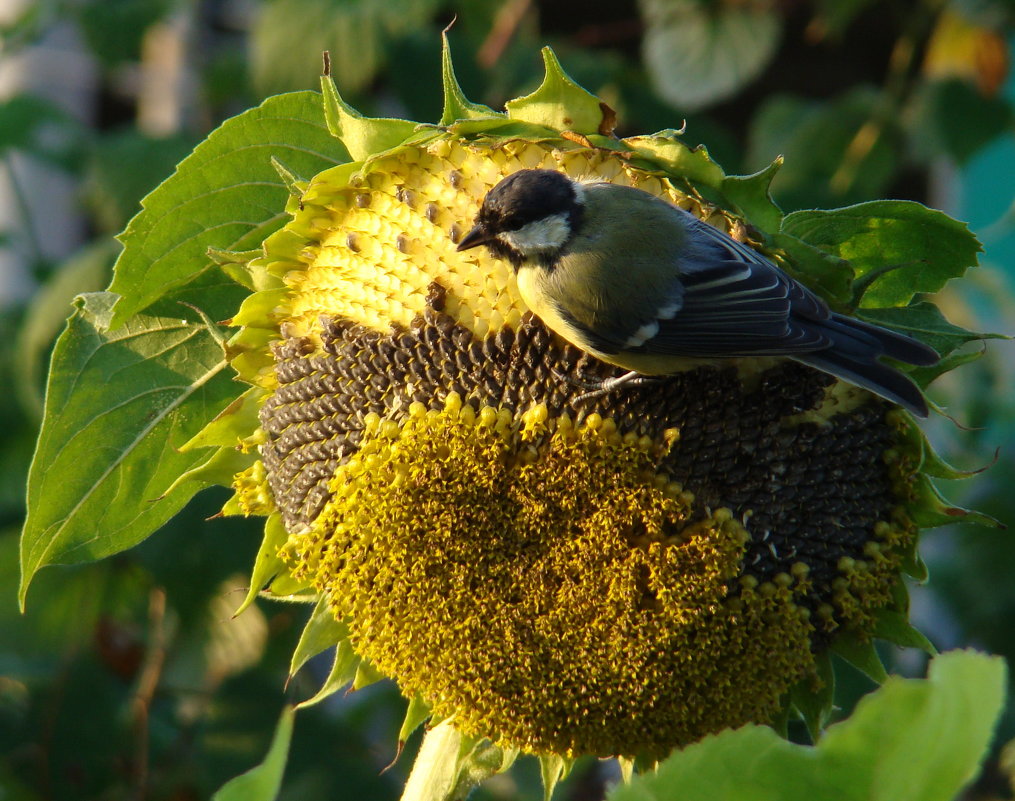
184,39,986,795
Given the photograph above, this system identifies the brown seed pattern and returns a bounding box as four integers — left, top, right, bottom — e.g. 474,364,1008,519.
260,282,895,600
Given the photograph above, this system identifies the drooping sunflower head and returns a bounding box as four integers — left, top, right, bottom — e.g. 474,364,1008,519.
199,42,982,766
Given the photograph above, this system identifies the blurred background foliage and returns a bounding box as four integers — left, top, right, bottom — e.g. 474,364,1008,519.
1,0,1013,798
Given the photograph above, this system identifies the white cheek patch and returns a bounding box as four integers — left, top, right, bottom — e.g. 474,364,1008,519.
497,213,571,255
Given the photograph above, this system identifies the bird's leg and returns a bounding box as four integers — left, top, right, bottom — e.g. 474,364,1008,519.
550,364,608,391
570,371,659,403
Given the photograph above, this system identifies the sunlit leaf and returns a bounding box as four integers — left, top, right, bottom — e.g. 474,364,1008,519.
212,705,295,801
108,91,341,327
781,200,982,306
20,291,240,606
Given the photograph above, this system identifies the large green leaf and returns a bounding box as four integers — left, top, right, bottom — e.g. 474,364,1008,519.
108,91,342,327
781,200,982,307
608,650,1005,801
19,290,242,607
640,0,781,112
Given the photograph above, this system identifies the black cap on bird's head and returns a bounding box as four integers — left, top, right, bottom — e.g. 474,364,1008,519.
457,169,584,267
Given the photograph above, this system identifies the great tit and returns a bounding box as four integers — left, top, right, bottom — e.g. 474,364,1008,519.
456,168,939,417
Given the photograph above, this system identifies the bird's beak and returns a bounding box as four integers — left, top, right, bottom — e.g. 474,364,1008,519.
456,223,490,252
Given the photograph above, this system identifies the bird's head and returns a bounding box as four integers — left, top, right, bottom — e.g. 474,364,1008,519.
456,169,584,268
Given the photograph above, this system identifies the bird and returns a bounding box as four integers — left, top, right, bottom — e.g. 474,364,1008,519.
456,168,939,417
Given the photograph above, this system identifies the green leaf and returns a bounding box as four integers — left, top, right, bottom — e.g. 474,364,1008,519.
108,91,342,327
320,76,418,163
539,754,572,801
163,444,257,496
641,0,781,112
402,722,514,801
771,232,854,306
250,0,441,96
235,513,290,615
401,721,468,801
872,609,937,655
19,292,240,608
0,94,85,171
816,651,1004,801
506,47,610,135
908,474,1001,529
622,131,725,189
399,693,432,745
722,158,784,232
789,650,834,743
289,597,349,678
439,28,499,125
781,201,982,307
911,78,1013,164
608,651,1006,801
14,240,116,419
212,705,295,801
857,303,1003,358
295,640,360,710
182,386,265,451
831,633,889,685
908,345,986,388
747,89,899,210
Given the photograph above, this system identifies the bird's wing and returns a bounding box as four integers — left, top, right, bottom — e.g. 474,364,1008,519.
640,259,833,356
678,214,828,319
556,191,838,359
622,213,835,357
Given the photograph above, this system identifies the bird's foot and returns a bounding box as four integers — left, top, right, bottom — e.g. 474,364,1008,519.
568,371,658,403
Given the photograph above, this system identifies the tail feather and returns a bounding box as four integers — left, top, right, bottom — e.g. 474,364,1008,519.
832,315,939,365
796,351,930,417
795,314,938,417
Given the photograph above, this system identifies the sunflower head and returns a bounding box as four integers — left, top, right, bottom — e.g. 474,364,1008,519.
190,41,984,770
